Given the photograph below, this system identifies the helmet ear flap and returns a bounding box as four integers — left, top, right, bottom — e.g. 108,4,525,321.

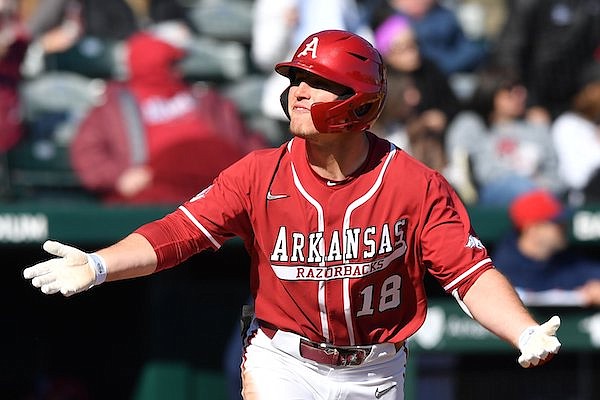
280,86,291,120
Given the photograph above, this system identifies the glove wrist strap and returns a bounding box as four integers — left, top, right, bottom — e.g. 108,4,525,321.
86,253,107,286
518,326,537,349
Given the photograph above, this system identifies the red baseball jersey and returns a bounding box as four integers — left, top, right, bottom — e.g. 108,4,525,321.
136,132,493,345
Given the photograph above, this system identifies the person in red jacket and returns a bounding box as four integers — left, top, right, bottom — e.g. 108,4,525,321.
70,21,266,204
0,0,29,152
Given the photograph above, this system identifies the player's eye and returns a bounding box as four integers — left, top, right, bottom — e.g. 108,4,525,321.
290,71,352,97
289,70,306,87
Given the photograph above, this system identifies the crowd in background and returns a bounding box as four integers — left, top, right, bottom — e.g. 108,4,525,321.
2,0,600,289
1,0,599,208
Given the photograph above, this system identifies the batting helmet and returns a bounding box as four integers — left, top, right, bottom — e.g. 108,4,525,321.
275,30,387,133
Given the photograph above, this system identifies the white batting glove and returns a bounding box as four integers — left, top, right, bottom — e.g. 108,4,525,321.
517,315,561,368
23,240,107,297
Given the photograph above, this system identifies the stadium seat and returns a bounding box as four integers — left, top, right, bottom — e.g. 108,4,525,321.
186,0,254,43
180,36,248,82
43,36,123,79
6,72,103,199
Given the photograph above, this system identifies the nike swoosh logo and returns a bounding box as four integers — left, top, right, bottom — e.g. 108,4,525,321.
326,181,338,186
375,384,397,399
266,191,289,201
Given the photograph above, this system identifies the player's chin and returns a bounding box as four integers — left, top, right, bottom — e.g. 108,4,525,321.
290,115,319,134
290,124,319,139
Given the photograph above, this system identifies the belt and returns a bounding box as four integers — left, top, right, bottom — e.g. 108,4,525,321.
260,322,404,367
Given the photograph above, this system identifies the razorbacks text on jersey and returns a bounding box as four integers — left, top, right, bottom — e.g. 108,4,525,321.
136,132,493,346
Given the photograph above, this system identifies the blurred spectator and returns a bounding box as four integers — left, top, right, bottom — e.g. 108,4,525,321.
489,0,600,120
25,0,83,55
551,66,600,206
251,0,373,133
26,0,188,42
370,0,488,75
22,0,190,77
371,14,460,172
453,0,508,43
251,0,372,72
0,0,29,152
493,189,600,307
445,67,565,206
69,22,267,205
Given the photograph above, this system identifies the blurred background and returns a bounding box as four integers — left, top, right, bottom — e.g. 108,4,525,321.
2,0,600,399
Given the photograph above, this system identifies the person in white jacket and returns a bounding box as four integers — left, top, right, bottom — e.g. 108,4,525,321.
251,0,373,122
551,76,600,205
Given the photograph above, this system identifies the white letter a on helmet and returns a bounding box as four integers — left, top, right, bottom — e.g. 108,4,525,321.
297,37,319,59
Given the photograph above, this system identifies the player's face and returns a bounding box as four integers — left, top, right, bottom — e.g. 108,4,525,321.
287,70,350,138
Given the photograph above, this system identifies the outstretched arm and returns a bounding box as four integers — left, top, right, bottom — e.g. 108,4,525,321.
97,233,157,281
461,268,561,367
23,233,157,297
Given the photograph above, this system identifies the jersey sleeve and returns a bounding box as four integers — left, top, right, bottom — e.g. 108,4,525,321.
135,153,255,271
419,172,494,298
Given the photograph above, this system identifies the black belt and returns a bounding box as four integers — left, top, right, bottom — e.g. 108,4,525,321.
259,322,404,367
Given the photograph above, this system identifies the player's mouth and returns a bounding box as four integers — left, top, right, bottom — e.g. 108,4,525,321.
292,102,311,113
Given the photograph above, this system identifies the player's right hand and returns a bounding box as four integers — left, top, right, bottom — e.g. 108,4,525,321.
23,240,104,297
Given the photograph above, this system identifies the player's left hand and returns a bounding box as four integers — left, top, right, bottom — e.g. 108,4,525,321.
23,240,106,297
517,315,561,368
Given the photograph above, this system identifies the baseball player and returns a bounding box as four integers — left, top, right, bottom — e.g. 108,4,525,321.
23,30,561,400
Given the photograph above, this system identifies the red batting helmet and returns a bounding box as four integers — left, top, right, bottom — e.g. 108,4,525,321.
275,30,387,133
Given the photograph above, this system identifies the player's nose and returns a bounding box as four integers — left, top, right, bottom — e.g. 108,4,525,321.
293,81,312,99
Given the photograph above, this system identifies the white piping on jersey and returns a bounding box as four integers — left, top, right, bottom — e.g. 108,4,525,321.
178,205,222,249
342,142,397,345
443,257,492,292
342,143,397,263
290,161,330,341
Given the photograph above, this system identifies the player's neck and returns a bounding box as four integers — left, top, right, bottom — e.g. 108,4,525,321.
305,132,370,181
